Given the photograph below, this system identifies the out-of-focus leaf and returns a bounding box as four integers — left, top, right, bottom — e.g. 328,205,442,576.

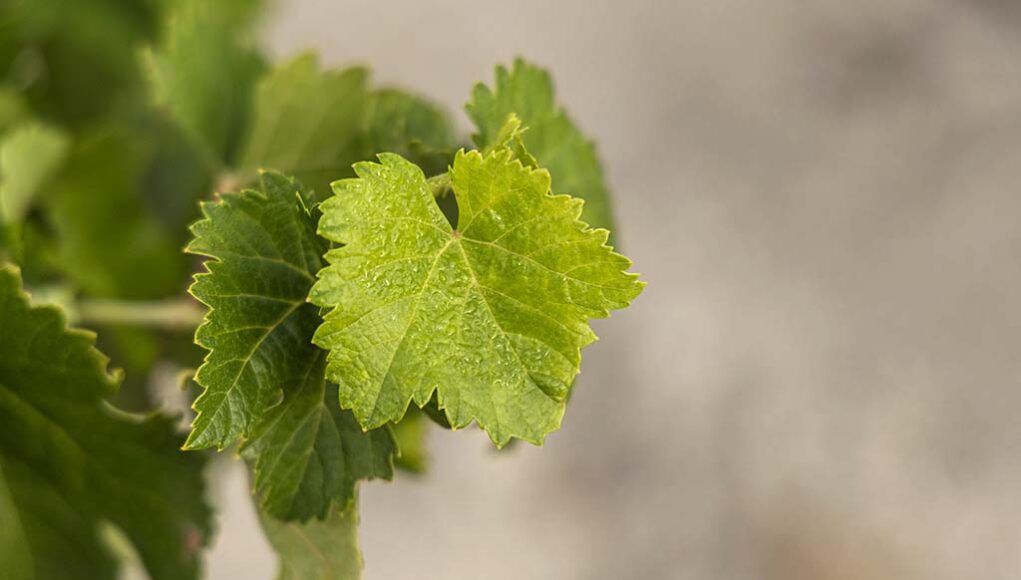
260,501,363,580
147,0,265,167
2,218,61,285
362,89,457,177
0,120,69,223
134,110,213,248
0,0,163,126
237,54,368,198
0,265,211,580
0,90,26,133
47,129,184,300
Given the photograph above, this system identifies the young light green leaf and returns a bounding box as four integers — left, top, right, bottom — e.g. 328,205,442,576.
238,54,368,197
184,171,395,519
481,113,538,169
310,150,644,446
467,59,616,232
0,265,210,580
0,121,69,224
260,501,363,580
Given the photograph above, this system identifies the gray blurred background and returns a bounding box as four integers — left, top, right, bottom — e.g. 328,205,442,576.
205,1,1021,578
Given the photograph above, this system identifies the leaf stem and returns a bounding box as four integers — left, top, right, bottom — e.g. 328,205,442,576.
77,297,204,331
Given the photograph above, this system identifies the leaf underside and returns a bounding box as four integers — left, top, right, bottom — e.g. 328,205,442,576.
260,501,363,580
310,149,644,446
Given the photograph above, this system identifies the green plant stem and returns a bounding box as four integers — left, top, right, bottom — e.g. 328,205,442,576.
77,297,204,331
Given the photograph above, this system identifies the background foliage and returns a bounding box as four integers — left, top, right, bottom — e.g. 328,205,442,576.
0,1,637,578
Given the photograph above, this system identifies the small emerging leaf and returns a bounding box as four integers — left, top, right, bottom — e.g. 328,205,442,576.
390,408,429,473
468,59,616,232
482,113,538,169
311,150,644,446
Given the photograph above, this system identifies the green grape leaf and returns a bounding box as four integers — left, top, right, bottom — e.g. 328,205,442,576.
362,89,457,177
184,171,327,449
48,128,185,300
237,54,368,198
43,116,209,395
0,120,69,224
482,113,538,169
0,460,117,580
136,110,214,249
0,265,210,580
0,90,27,134
467,59,616,232
184,171,395,519
310,150,644,446
260,502,363,580
0,0,161,127
243,354,395,521
147,0,265,166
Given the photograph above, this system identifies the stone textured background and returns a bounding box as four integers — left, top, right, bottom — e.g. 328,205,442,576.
206,1,1021,578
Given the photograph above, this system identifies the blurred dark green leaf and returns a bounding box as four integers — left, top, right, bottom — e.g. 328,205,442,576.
0,0,163,127
48,129,184,300
0,119,69,224
0,265,211,580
